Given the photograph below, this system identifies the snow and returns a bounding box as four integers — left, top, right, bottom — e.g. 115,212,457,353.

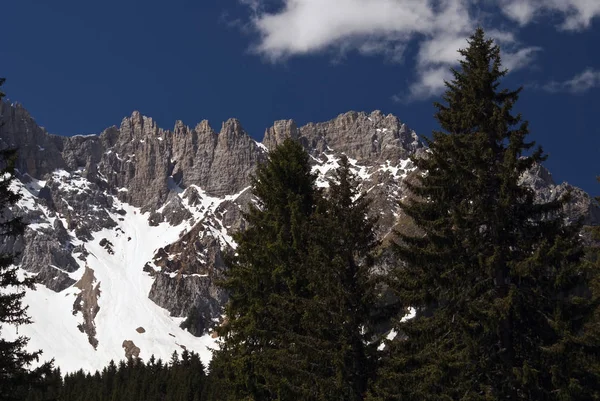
11,177,57,231
176,185,249,249
3,176,219,374
311,151,375,189
312,153,341,188
377,158,415,180
53,169,71,179
255,141,269,152
2,146,420,375
167,272,209,279
401,307,417,323
4,172,253,373
83,199,217,371
346,157,372,181
377,307,416,351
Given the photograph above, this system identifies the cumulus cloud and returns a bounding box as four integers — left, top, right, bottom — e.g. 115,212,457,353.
405,33,467,100
408,67,454,100
499,0,600,30
235,0,598,100
502,46,542,71
501,0,600,31
543,68,600,93
246,0,440,61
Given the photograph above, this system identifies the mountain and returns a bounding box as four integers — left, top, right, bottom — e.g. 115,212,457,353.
0,101,597,373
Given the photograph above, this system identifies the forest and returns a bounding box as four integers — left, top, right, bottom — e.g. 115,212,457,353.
1,28,599,401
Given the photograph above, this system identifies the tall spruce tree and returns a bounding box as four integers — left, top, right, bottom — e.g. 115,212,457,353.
210,138,320,400
369,28,599,400
0,78,51,400
577,178,600,396
302,155,379,400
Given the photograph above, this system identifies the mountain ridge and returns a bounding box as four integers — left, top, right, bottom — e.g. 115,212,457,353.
0,100,597,373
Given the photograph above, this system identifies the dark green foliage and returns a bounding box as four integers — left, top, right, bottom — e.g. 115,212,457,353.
209,141,381,400
26,352,206,401
0,77,53,401
302,155,380,400
9,31,600,399
369,28,600,400
210,138,320,400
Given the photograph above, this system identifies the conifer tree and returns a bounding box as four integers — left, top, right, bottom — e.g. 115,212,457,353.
211,138,320,400
369,28,599,400
0,77,52,400
302,155,379,400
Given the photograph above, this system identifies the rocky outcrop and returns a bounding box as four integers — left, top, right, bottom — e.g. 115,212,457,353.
77,113,267,213
122,340,141,359
263,110,423,163
171,118,267,198
148,220,229,334
1,104,267,213
0,102,66,176
95,112,173,210
41,170,118,240
19,227,78,291
73,266,101,349
1,99,598,342
521,163,600,225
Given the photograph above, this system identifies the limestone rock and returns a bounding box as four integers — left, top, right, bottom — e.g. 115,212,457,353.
1,99,598,342
122,340,141,359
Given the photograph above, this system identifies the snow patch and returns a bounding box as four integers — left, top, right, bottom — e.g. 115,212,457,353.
255,141,269,152
3,182,219,374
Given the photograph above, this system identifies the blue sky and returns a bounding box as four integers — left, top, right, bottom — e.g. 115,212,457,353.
1,0,599,193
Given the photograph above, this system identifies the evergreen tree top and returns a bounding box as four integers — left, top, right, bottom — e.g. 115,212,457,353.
432,27,538,164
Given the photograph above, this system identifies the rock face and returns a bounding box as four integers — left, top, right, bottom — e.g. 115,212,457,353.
263,110,422,162
0,102,66,177
147,219,229,330
521,163,600,225
122,340,141,359
73,266,101,349
1,100,598,352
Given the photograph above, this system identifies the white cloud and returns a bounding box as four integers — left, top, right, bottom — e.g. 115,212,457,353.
405,33,467,100
408,67,454,100
502,46,542,71
543,68,600,93
247,0,439,61
499,0,538,25
416,34,468,68
499,0,600,30
236,0,598,100
357,39,408,63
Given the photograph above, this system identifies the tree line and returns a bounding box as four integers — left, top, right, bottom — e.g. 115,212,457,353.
25,351,206,401
1,28,599,400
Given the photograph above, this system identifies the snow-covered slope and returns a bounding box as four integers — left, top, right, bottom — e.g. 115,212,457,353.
1,101,596,375
2,149,418,374
4,176,221,372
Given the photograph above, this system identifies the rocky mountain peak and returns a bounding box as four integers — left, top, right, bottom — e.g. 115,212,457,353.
120,111,163,140
194,120,214,135
173,120,189,135
1,99,598,372
219,118,249,144
0,101,66,177
262,119,299,150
